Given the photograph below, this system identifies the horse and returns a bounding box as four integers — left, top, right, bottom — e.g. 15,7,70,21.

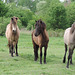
63,22,75,68
32,19,49,64
5,16,20,57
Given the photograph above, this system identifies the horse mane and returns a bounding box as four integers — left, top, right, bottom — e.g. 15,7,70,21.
36,19,46,30
70,22,75,34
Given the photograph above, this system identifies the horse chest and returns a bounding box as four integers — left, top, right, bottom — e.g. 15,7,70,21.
11,35,18,42
33,34,48,47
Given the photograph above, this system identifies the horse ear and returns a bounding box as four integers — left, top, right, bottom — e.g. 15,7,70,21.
11,17,13,20
40,20,42,24
35,20,37,22
16,17,19,20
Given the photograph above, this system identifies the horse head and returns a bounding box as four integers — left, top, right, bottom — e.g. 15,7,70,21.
11,16,18,34
34,19,46,36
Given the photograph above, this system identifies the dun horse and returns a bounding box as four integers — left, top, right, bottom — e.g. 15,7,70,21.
63,22,75,68
5,16,20,57
32,19,49,64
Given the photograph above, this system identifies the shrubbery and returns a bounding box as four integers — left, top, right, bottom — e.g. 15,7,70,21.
48,29,64,37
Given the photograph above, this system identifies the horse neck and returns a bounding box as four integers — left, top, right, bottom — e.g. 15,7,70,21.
41,29,47,39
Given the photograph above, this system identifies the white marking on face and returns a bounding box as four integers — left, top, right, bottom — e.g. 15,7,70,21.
12,24,16,32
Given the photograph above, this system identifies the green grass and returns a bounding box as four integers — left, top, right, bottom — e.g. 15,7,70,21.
0,33,75,75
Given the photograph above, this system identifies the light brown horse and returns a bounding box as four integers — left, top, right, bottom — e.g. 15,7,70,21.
5,16,20,57
63,22,75,68
32,19,49,64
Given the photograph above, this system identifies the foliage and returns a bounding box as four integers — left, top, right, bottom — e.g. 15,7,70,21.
18,0,39,12
36,0,67,30
5,3,33,27
27,20,35,30
48,29,64,37
66,2,75,26
47,2,67,29
36,1,47,14
0,17,10,36
0,0,8,21
71,0,75,2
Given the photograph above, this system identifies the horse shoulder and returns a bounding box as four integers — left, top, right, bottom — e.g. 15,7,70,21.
64,28,71,45
44,29,49,42
5,24,12,39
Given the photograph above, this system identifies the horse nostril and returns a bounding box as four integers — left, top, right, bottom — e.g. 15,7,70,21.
35,33,38,36
13,30,16,33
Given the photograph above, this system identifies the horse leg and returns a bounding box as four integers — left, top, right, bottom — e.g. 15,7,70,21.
16,43,18,56
36,45,39,60
63,44,67,63
40,47,42,64
70,49,74,64
34,44,38,61
66,48,72,68
44,46,47,64
9,44,11,53
11,44,14,57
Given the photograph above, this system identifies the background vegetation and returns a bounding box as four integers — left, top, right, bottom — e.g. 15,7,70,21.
0,0,75,36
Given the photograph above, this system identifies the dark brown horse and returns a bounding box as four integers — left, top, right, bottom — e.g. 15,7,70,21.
32,19,49,64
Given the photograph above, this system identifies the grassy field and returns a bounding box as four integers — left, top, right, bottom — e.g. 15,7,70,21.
0,32,75,75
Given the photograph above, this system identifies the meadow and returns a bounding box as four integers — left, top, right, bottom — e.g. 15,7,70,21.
0,31,75,75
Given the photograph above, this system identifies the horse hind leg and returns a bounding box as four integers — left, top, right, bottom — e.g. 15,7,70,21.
66,48,73,68
70,49,74,64
63,43,67,63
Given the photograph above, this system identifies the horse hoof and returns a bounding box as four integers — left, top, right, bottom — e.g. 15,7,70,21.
44,62,46,64
16,54,18,56
11,55,14,57
63,59,65,63
66,66,69,68
70,63,73,65
40,62,42,64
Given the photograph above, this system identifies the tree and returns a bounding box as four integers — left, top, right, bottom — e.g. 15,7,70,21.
45,0,67,29
66,2,75,26
18,0,39,12
0,0,8,22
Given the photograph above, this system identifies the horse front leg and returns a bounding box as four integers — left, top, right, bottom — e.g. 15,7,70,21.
9,44,11,53
11,44,14,57
16,43,18,56
44,46,47,64
40,47,42,64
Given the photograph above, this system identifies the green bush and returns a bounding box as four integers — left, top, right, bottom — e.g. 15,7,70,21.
27,20,35,30
5,3,33,27
48,29,64,37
